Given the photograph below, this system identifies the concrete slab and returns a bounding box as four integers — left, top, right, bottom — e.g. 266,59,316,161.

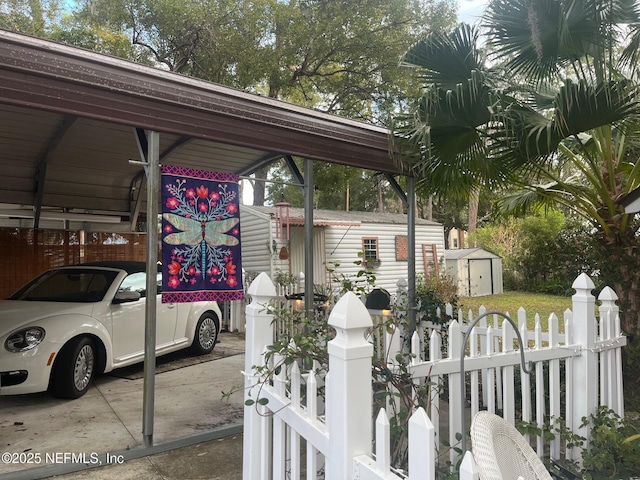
0,333,246,479
48,434,244,480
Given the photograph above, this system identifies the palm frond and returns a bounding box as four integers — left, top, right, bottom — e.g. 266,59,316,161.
553,79,640,136
483,0,631,85
395,0,640,210
498,179,600,223
401,23,484,88
619,0,640,72
394,77,521,198
484,0,566,85
491,78,640,163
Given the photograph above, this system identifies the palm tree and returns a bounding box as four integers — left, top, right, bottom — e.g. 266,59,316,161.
394,0,640,335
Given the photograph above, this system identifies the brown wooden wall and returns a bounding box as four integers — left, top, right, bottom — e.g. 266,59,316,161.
0,228,147,298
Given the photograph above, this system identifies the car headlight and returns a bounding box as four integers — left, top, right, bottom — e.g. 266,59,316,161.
5,327,46,352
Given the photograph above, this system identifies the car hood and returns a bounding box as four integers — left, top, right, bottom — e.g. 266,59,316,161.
0,300,95,337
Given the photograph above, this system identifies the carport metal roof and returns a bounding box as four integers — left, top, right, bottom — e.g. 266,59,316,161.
0,29,421,462
0,29,402,229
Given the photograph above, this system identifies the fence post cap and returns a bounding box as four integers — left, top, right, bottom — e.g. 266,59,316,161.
572,273,595,291
328,291,372,330
598,286,618,302
247,272,276,297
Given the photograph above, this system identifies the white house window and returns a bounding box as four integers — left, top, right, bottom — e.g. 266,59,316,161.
362,237,380,267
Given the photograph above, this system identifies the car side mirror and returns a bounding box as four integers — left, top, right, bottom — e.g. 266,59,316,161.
113,290,142,304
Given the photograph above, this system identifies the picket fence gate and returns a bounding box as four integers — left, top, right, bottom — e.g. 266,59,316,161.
243,272,626,479
228,271,305,334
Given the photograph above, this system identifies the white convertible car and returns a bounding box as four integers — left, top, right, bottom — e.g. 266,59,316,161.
0,261,222,399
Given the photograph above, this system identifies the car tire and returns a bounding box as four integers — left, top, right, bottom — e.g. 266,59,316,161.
51,337,96,399
190,313,219,355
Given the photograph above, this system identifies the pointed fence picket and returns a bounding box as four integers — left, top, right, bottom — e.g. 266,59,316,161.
243,273,436,480
407,273,626,473
243,272,626,479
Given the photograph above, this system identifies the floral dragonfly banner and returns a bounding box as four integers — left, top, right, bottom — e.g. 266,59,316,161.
161,165,244,303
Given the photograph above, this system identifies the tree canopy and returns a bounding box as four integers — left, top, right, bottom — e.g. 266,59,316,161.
394,0,640,334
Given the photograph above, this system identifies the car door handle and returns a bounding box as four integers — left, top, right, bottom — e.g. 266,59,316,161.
167,304,176,309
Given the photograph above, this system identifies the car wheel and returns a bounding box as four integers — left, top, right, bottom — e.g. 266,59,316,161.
51,337,96,399
190,313,219,355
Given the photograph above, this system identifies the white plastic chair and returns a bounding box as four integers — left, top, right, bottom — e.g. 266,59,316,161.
470,411,553,480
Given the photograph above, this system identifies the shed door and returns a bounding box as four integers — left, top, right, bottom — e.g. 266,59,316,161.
468,259,493,296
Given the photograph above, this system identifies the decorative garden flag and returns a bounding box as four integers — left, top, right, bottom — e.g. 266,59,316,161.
161,165,244,303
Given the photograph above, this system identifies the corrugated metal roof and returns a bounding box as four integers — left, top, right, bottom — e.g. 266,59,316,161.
0,30,406,229
244,205,441,227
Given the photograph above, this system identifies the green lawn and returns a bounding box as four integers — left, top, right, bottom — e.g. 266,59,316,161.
456,291,573,330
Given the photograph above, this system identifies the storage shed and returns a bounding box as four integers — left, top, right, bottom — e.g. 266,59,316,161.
445,248,503,297
241,205,446,293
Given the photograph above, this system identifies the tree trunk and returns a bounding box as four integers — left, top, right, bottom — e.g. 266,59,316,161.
252,166,269,206
468,187,480,234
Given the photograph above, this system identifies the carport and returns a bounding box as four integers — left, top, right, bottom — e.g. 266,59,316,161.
0,28,420,473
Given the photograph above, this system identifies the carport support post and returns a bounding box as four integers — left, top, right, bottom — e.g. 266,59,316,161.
304,157,314,321
143,130,160,447
385,173,417,338
407,176,416,334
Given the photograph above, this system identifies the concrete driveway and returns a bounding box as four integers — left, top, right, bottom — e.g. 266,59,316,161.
0,333,245,479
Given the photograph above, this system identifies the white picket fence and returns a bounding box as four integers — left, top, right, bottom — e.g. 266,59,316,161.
223,271,302,334
243,272,626,479
405,273,625,474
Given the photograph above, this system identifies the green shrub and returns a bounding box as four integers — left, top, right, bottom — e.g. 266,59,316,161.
579,407,640,479
416,274,458,326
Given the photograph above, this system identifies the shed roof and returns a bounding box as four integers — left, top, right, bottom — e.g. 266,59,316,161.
444,248,501,260
244,205,441,227
0,30,404,230
621,186,640,214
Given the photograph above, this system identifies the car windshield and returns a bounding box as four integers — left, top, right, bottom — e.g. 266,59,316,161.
9,268,119,302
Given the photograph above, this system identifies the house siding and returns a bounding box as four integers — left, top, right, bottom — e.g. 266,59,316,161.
240,206,446,295
323,222,446,293
239,207,273,278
